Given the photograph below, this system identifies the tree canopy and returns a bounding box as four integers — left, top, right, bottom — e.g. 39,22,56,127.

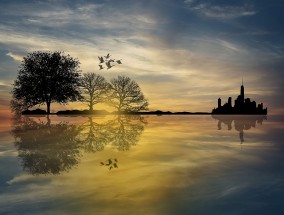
80,73,110,111
11,51,82,114
108,75,148,112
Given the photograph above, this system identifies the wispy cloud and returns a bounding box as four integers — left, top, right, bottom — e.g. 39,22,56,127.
6,52,22,62
185,1,257,19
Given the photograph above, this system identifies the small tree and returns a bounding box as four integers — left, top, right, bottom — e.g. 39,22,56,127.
108,75,148,112
11,51,82,114
80,73,110,111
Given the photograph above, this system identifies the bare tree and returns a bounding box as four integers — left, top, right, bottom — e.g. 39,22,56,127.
80,73,110,111
108,75,148,112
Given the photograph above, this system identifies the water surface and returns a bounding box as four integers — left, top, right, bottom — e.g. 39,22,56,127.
0,115,284,215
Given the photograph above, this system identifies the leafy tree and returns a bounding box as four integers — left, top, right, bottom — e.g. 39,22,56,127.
80,73,110,111
11,51,82,114
108,75,148,112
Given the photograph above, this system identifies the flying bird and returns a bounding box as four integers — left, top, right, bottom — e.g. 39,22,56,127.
104,53,110,59
106,61,114,69
98,56,104,64
116,59,122,64
97,54,122,70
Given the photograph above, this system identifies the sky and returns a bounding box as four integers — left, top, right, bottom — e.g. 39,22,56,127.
0,0,284,115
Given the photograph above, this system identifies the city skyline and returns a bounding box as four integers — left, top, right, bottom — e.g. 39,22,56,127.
1,0,284,116
212,82,267,114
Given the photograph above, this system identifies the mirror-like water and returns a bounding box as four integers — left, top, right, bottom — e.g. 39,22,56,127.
0,115,284,215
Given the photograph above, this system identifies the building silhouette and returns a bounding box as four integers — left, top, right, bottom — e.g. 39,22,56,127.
212,81,267,115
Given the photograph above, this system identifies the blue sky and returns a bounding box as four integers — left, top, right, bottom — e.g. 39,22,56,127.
0,0,284,114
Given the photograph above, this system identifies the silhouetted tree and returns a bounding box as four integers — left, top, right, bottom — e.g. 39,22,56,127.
108,76,148,112
80,73,110,111
10,98,32,115
11,51,82,114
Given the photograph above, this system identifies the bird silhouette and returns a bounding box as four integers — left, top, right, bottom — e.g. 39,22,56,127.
97,53,123,70
116,59,122,64
98,56,104,64
105,159,112,166
100,158,119,170
106,61,114,69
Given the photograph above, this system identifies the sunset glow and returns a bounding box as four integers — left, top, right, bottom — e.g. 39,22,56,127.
1,0,283,115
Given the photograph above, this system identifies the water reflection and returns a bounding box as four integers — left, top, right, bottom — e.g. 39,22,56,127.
10,115,146,175
109,116,146,151
212,115,267,143
100,158,119,170
4,115,284,215
11,116,82,175
80,117,113,153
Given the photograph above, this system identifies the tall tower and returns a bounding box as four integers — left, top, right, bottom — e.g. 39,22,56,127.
240,79,244,103
228,97,232,107
218,98,221,108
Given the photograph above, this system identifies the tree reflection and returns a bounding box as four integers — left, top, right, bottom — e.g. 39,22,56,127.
80,117,113,153
11,115,146,175
212,115,267,143
108,116,146,151
11,116,83,175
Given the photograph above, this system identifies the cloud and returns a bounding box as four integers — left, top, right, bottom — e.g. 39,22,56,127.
185,1,257,19
6,52,23,62
184,0,195,6
201,5,257,19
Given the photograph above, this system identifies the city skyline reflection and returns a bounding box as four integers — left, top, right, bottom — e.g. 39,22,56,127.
212,115,267,143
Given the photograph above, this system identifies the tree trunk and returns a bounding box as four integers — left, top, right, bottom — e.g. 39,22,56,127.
89,95,93,111
46,115,51,127
47,102,51,114
89,102,93,111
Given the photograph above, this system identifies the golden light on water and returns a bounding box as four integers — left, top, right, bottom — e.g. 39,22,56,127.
0,114,272,214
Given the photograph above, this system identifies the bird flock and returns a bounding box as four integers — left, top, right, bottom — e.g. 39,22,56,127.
100,158,118,170
98,53,122,70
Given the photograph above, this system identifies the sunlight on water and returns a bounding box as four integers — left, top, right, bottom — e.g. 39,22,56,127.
0,115,284,215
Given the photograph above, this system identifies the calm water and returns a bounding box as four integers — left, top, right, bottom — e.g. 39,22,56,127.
1,115,284,215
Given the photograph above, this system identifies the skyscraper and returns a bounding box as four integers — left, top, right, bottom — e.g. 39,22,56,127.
240,79,244,104
212,80,267,115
